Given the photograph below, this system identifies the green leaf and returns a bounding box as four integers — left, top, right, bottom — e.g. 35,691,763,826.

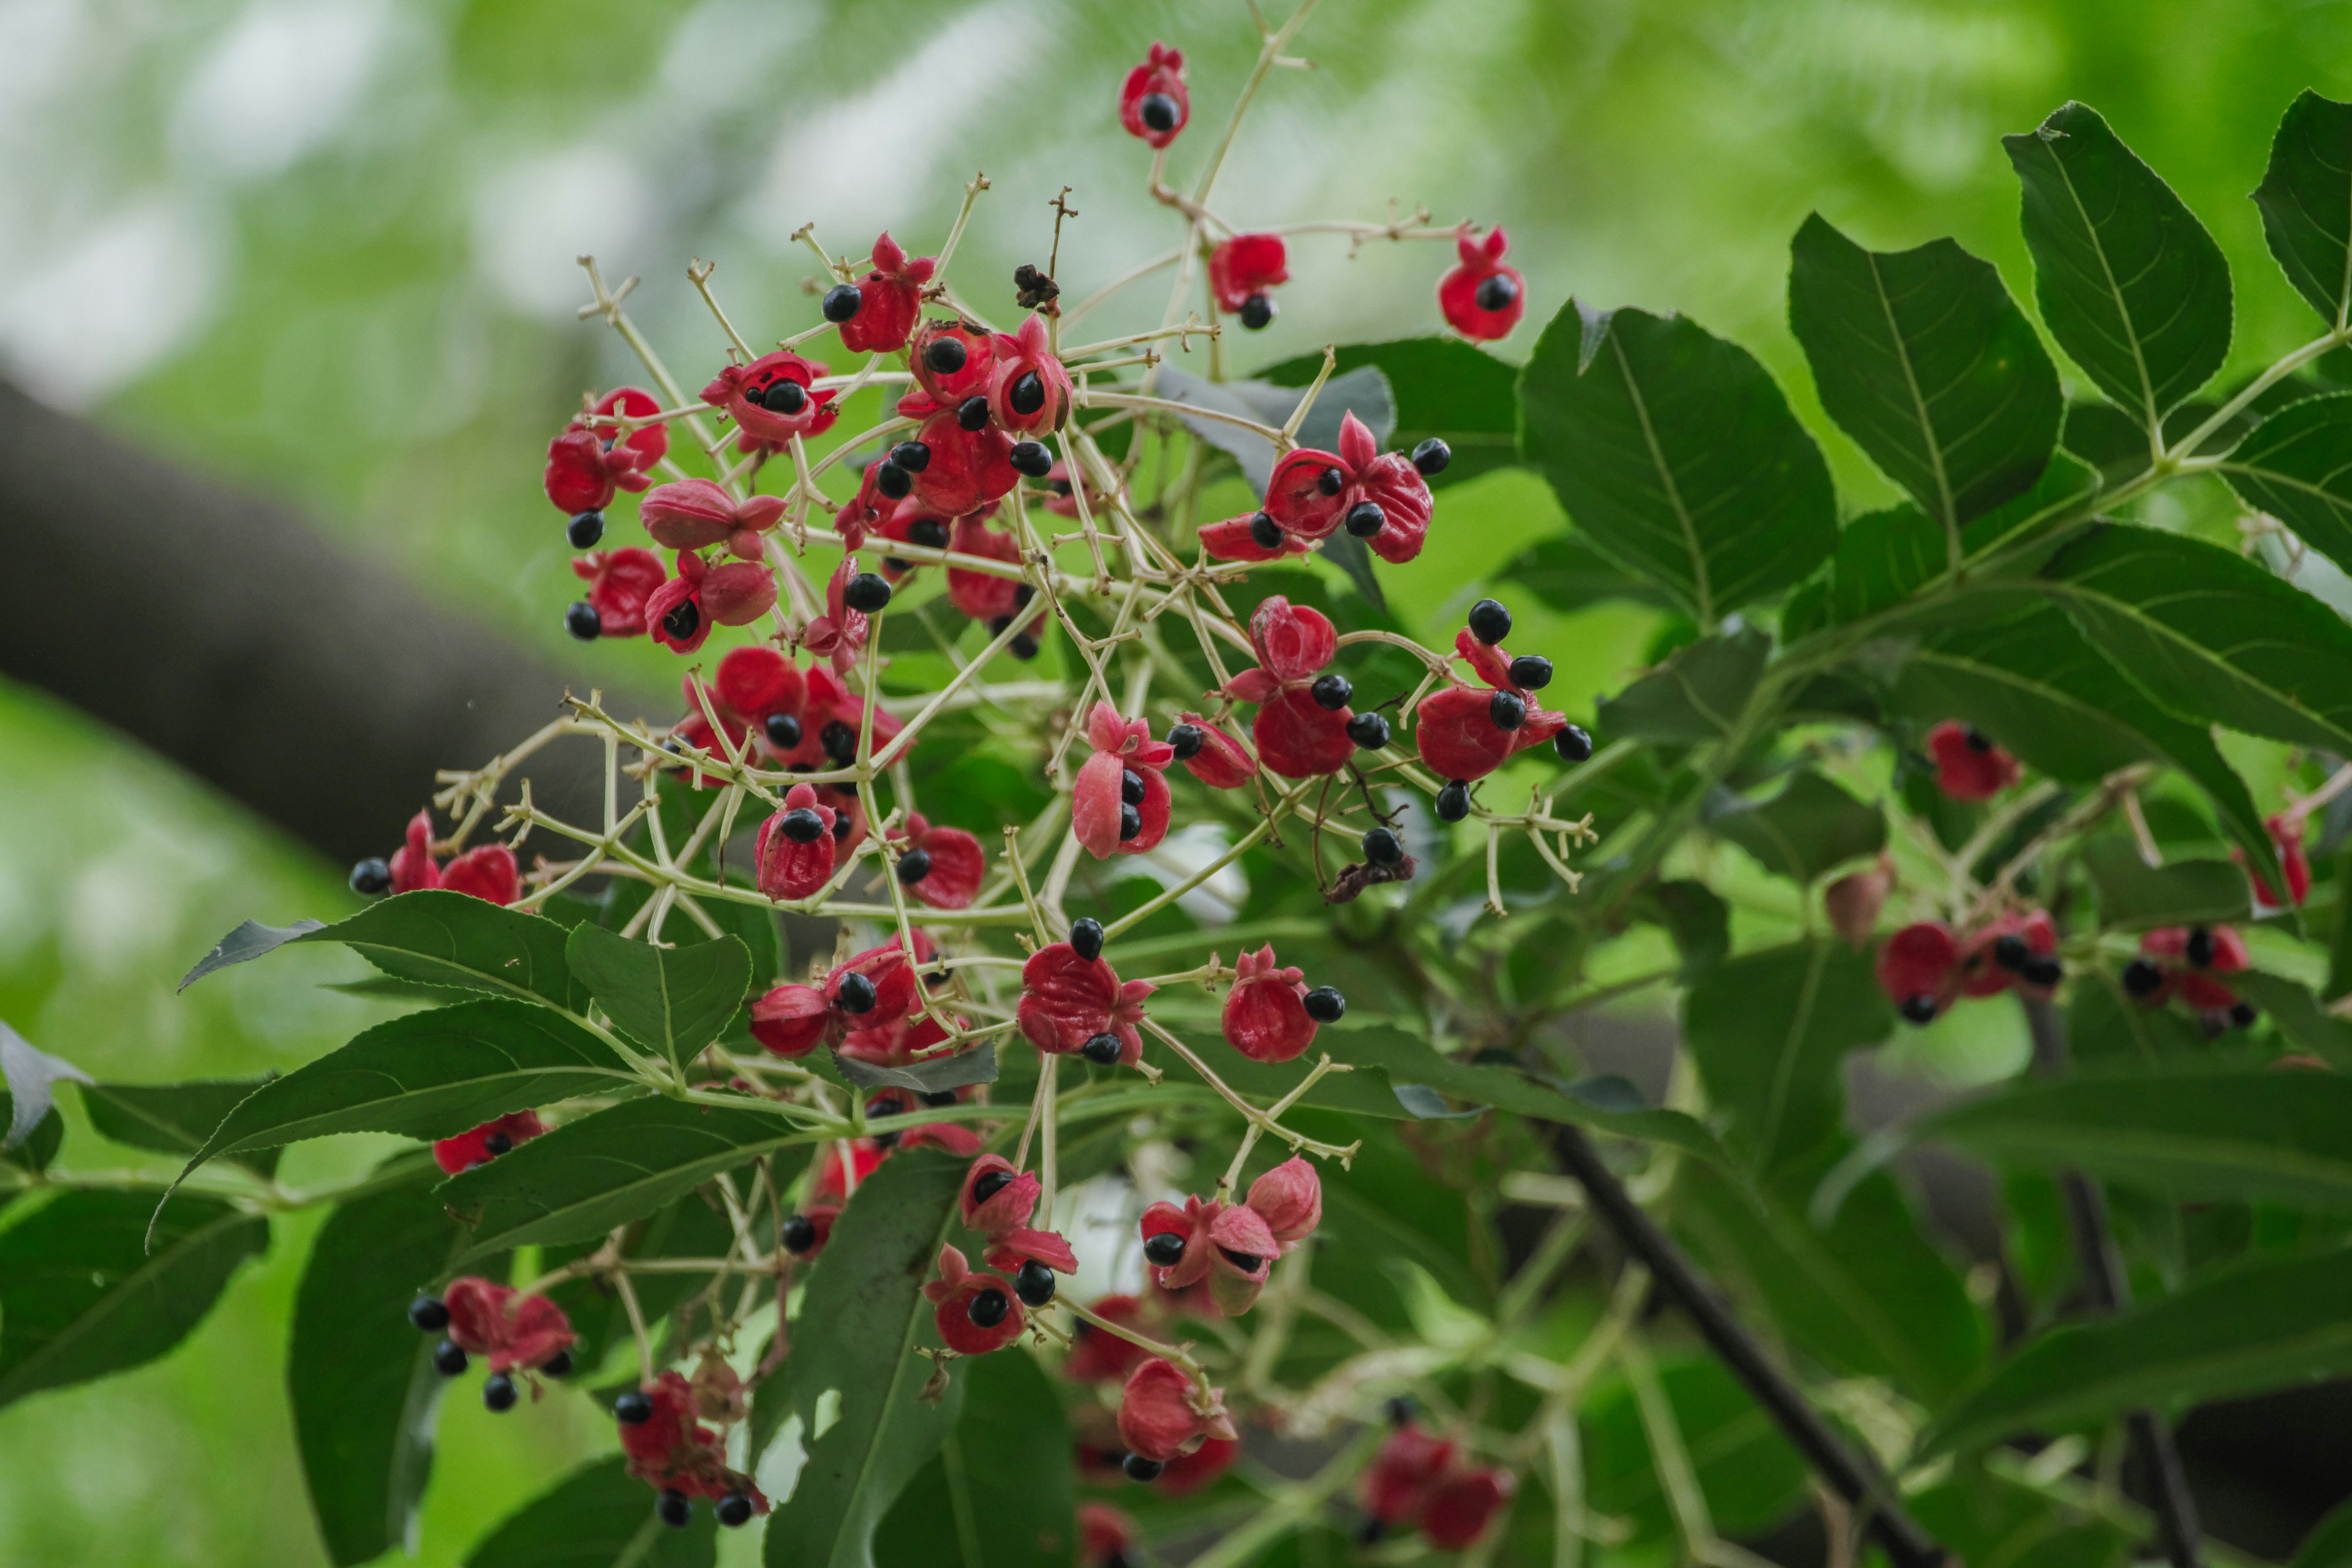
2219,393,2352,580
0,1189,268,1412
1630,879,1731,980
1596,627,1770,746
1499,532,1677,617
1683,940,1892,1180
177,998,634,1182
1958,451,2105,567
1828,505,1947,624
440,1095,810,1265
2039,524,2352,753
1261,337,1520,488
182,891,582,1011
2079,840,2250,931
1920,1248,2352,1459
290,1158,471,1566
829,1045,999,1097
564,924,750,1075
1520,301,1838,625
871,1348,1074,1568
2293,1490,2352,1568
1582,1354,1810,1545
2218,971,2352,1069
0,1091,64,1175
1908,1466,2130,1568
78,1077,282,1177
2255,91,2352,331
464,1453,715,1567
177,917,325,990
2003,102,2232,429
1705,770,1885,886
763,1147,970,1568
1787,213,2060,548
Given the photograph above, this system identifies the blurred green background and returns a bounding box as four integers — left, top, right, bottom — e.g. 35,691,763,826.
6,0,2351,1562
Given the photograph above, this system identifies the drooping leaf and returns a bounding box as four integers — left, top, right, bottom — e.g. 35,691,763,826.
1920,1248,2352,1459
2219,393,2352,580
564,924,750,1076
1596,627,1771,746
440,1095,810,1265
176,917,325,990
2003,102,2232,429
1788,213,2060,548
78,1077,283,1177
2079,840,2250,931
2254,90,2352,331
290,1158,473,1567
464,1453,715,1567
829,1046,1000,1096
0,1189,268,1412
1705,771,1885,886
1520,302,1838,625
183,891,582,1011
763,1147,970,1568
0,1089,62,1174
870,1346,1075,1568
1261,336,1520,487
1,1021,90,1152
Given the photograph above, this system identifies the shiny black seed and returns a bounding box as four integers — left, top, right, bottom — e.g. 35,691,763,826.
658,1490,692,1529
890,440,931,473
967,1287,1011,1329
1467,598,1512,645
1138,92,1180,134
766,712,804,750
1218,1247,1265,1273
988,615,1012,636
1411,437,1451,477
921,1089,959,1106
2185,928,2216,968
483,1131,513,1156
567,508,606,548
1118,802,1142,841
1489,690,1526,731
897,849,932,884
1554,723,1593,763
1123,1453,1166,1482
761,379,808,415
2021,956,2064,987
1011,633,1039,660
843,571,893,613
483,1373,518,1412
908,516,950,548
874,460,911,499
958,394,992,431
1357,1518,1387,1546
409,1295,450,1332
662,597,701,640
823,282,863,323
1014,582,1035,608
351,858,394,897
1316,466,1344,497
1142,1231,1186,1266
1015,1259,1058,1306
614,1390,655,1425
782,1215,819,1254
1311,674,1352,710
1963,727,1994,755
833,811,853,840
865,1091,908,1122
1070,917,1106,963
1249,511,1283,550
1346,711,1390,750
924,335,968,375
1008,371,1046,417
1435,780,1471,821
2122,957,2165,998
1344,500,1384,538
1121,769,1146,805
1167,723,1205,760
779,807,826,843
565,601,602,641
542,1349,572,1378
717,1493,755,1528
1899,995,1939,1025
2230,1001,2258,1028
1362,827,1403,866
884,556,913,573
973,1169,1014,1204
1303,986,1346,1022
837,971,878,1014
1992,934,2031,973
1083,1032,1123,1066
1239,292,1275,330
1474,272,1520,312
433,1340,467,1377
821,720,858,763
1009,439,1054,477
1384,1394,1415,1426
1509,654,1553,690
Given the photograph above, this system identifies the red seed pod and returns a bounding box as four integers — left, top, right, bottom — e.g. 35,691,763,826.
1926,720,2020,801
1118,43,1189,148
812,1138,887,1201
1017,941,1157,1064
1117,1357,1237,1463
1244,1156,1322,1251
839,232,935,355
902,812,986,910
922,1243,1026,1354
1198,510,1310,562
1363,1424,1457,1526
619,1370,770,1506
1438,225,1526,342
432,1109,546,1175
543,428,620,515
387,810,519,905
986,315,1072,435
1074,703,1176,858
1823,856,1893,949
945,514,1024,622
2139,925,2251,1011
586,386,669,470
1209,233,1290,313
1065,1294,1150,1383
1223,944,1317,1063
1955,909,2057,998
700,349,838,453
899,1122,985,1156
1413,626,1567,782
832,459,905,553
1156,1434,1240,1496
639,477,786,555
1223,598,1357,779
442,1276,577,1374
982,1226,1080,1275
2241,812,2313,911
1875,921,1960,1017
1422,1468,1513,1548
1139,1194,1278,1316
1079,1502,1138,1567
754,782,840,901
960,1153,1039,1232
716,646,806,733
908,405,1019,517
839,1008,962,1069
571,547,666,638
1259,413,1434,560
910,320,997,405
646,552,767,655
748,983,829,1057
1175,711,1257,789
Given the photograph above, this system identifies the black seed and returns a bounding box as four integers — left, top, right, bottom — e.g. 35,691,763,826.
1106,1552,1134,1568
1014,582,1035,608
409,1295,450,1332
1963,727,1994,755
865,1091,907,1122
1121,768,1146,805
351,858,394,897
1357,1517,1387,1546
1411,437,1451,477
567,508,606,548
1344,500,1384,538
614,1390,655,1425
843,571,894,613
822,282,864,323
483,1131,513,1156
1468,598,1510,644
761,379,807,415
1899,995,1939,1025
833,811,853,839
1362,827,1403,867
718,1492,755,1528
1142,1231,1186,1266
1011,633,1039,660
1435,780,1471,821
1123,1452,1166,1482
1118,802,1142,841
967,1287,1011,1329
1070,917,1106,963
883,555,913,573
1992,934,2031,973
874,461,911,499
1083,1032,1124,1066
889,440,931,473
1554,723,1594,763
1008,371,1046,417
921,1088,959,1106
958,394,992,431
662,597,701,640
1384,1394,1415,1426
1218,1246,1265,1273
2185,928,2217,968
541,1349,572,1378
837,971,878,1014
1239,292,1276,330
1249,511,1283,549
1167,723,1205,760
821,720,858,763
2122,957,2165,998
658,1490,692,1529
2021,956,2064,987
896,849,933,884
927,966,952,989
924,335,967,375
1051,478,1072,496
2230,1001,2258,1028
908,516,950,548
483,1373,518,1412
1311,673,1352,711
1304,986,1346,1022
1015,1259,1058,1306
1009,439,1054,477
779,807,826,843
564,600,603,641
1316,466,1344,497
782,1215,819,1254
1138,92,1180,134
1509,654,1553,690
973,1169,1014,1204
1347,711,1391,750
1489,690,1526,731
433,1340,468,1377
766,712,804,750
1474,272,1520,312
988,615,1011,636
872,1128,901,1150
